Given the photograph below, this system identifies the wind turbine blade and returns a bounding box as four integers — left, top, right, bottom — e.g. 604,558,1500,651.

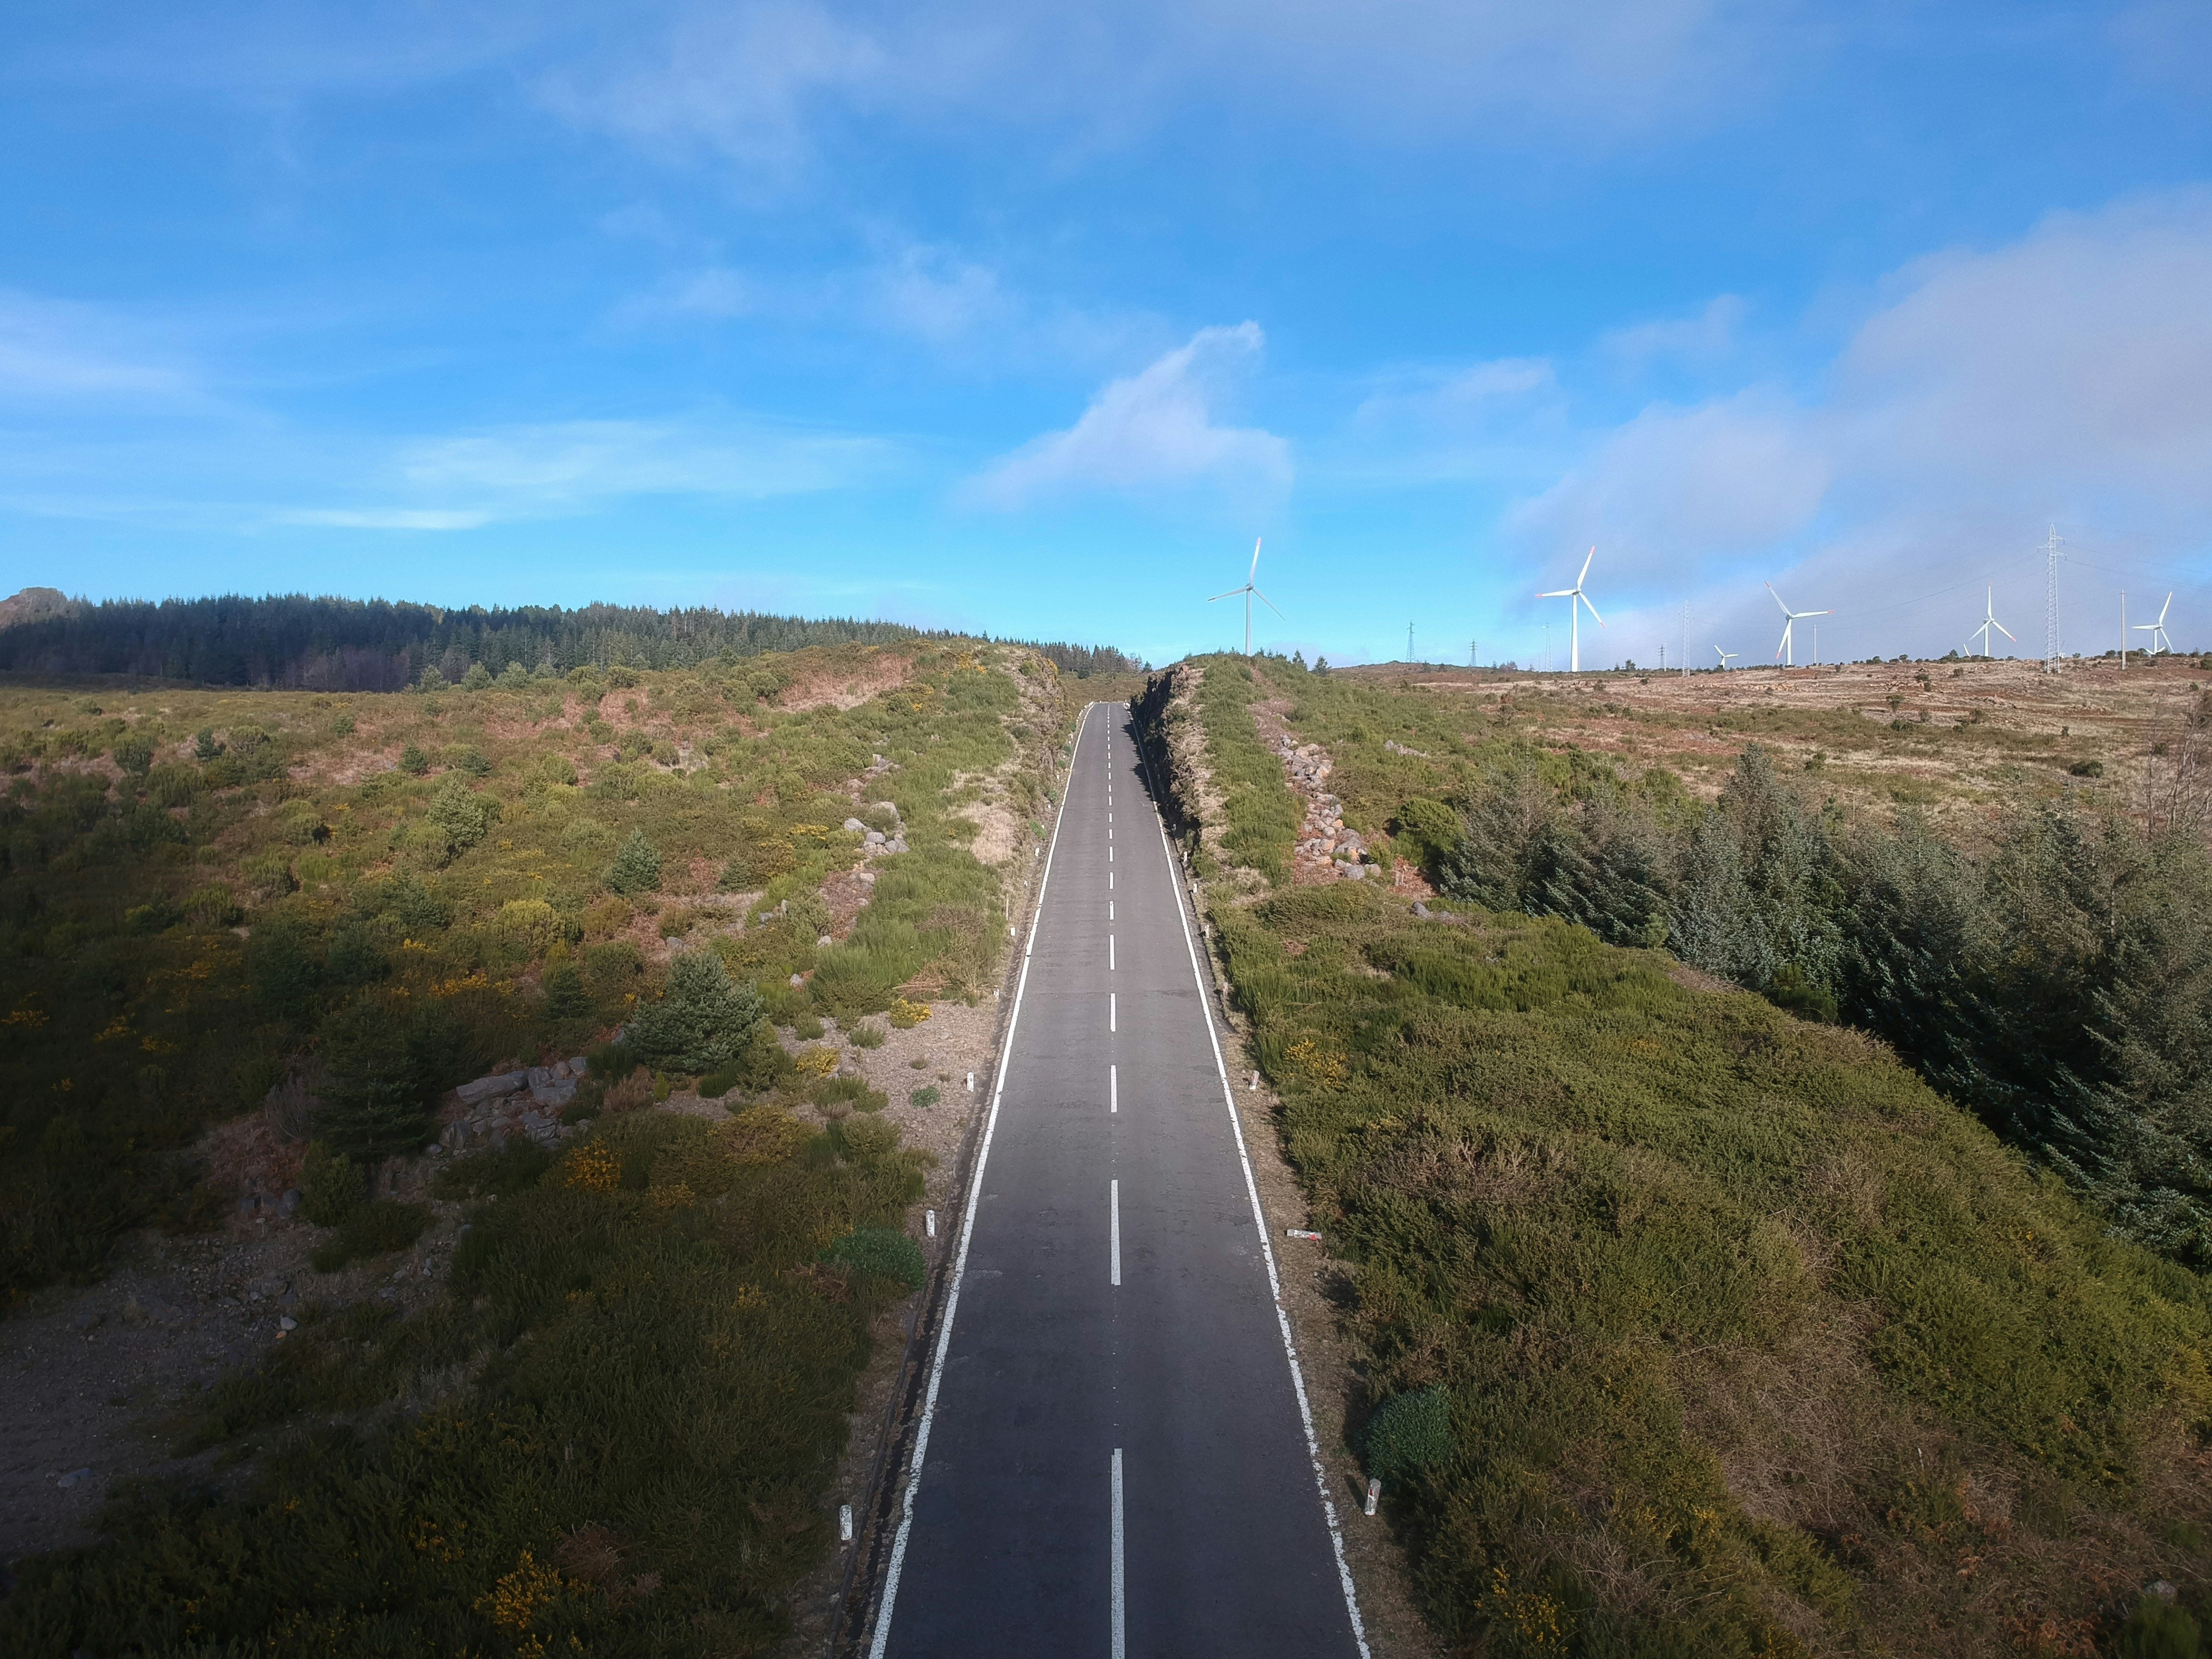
1766,581,1792,617
1777,622,1792,659
1580,594,1606,628
1253,585,1287,620
1803,609,1833,618
1536,588,1574,599
2160,593,2174,624
1206,588,1246,603
1993,620,2016,642
1249,537,1262,583
1577,545,1595,586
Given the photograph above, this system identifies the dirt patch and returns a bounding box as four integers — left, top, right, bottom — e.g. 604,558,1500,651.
779,649,915,714
1,1169,467,1571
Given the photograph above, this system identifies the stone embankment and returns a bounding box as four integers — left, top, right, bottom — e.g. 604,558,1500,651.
1279,737,1373,879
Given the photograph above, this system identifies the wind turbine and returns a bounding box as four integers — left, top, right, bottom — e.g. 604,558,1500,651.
1207,537,1282,656
2133,593,2175,655
1715,646,1738,671
1766,582,1831,668
1966,586,2016,659
1537,547,1604,672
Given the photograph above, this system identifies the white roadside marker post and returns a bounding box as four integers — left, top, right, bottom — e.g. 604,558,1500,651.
841,1503,855,1542
1364,1479,1380,1518
925,1210,937,1238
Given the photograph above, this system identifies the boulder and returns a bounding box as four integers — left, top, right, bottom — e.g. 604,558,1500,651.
457,1071,528,1105
529,1075,577,1109
278,1188,302,1217
844,817,868,832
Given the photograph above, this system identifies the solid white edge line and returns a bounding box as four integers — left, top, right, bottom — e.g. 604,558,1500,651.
1139,707,1375,1659
1111,1447,1127,1659
1110,1178,1121,1286
867,700,1094,1659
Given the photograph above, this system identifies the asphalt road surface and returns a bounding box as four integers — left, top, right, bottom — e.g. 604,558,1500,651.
871,702,1367,1658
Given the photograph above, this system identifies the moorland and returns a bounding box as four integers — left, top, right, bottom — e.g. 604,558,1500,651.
1141,650,2212,1655
0,616,1122,1655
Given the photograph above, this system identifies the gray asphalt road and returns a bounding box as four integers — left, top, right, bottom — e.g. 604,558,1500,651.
872,702,1366,1658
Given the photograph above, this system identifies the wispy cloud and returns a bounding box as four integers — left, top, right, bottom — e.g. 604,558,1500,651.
288,416,906,527
0,289,199,404
1598,294,1747,370
966,323,1290,507
540,2,889,182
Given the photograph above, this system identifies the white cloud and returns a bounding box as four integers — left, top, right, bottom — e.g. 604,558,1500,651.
966,323,1291,507
1511,390,1831,580
1598,294,1746,369
1503,190,2212,659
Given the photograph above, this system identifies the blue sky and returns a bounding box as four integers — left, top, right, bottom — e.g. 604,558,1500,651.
4,1,2211,668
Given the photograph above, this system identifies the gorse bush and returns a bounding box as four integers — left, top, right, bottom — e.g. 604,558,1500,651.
821,1223,927,1292
1362,1384,1450,1486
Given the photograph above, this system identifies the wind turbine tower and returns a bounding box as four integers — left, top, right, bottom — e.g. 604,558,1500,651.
2043,523,2063,673
1537,547,1604,673
2134,593,2175,655
1766,583,1832,668
1207,537,1282,656
1967,586,2016,659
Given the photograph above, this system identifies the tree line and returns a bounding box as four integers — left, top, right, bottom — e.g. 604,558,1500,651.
1399,719,2212,1269
0,592,1142,688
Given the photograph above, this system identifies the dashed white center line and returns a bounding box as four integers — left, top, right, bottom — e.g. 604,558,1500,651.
1109,901,1114,921
1110,1449,1127,1659
1109,992,1117,1032
1109,1179,1122,1286
1109,1063,1118,1113
1109,934,1115,971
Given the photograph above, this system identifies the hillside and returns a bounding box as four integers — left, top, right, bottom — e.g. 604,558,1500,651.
1140,654,2212,1655
0,638,1112,1653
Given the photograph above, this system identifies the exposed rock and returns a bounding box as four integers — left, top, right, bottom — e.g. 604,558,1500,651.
844,817,868,832
0,586,77,629
55,1467,94,1490
456,1071,528,1105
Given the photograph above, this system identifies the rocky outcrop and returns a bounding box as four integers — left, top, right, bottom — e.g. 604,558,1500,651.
440,1057,588,1151
0,586,77,629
